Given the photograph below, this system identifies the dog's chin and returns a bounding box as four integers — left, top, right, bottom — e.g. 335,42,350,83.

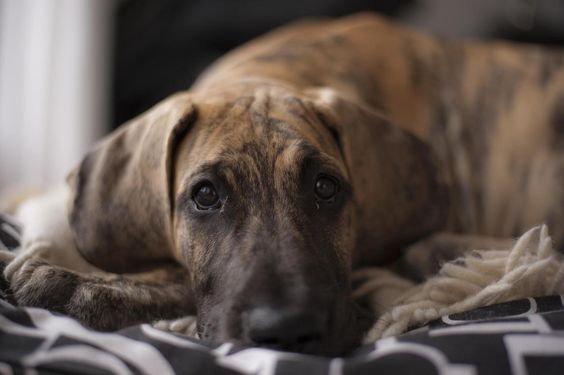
320,300,374,356
198,301,373,357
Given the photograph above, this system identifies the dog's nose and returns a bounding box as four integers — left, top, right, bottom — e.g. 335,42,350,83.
245,307,325,350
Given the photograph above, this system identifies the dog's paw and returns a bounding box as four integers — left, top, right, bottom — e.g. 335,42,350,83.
9,258,79,312
153,315,198,337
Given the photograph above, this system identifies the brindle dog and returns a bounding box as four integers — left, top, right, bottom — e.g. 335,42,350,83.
5,14,564,356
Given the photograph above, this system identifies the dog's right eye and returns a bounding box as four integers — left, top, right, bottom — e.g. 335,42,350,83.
193,182,220,210
315,174,339,201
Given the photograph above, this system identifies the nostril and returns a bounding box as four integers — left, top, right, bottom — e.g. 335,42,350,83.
255,337,279,346
246,307,325,349
296,333,322,344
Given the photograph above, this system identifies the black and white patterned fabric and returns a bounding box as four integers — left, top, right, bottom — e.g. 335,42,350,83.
0,213,20,251
1,214,564,375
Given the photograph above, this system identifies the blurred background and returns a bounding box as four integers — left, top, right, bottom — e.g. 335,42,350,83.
0,0,563,194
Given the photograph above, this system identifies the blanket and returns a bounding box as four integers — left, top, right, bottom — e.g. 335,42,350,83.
1,213,564,374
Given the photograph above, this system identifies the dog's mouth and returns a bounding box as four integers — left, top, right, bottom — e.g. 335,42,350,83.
197,297,373,356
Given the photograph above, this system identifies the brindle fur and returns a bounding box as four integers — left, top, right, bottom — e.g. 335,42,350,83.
6,14,564,355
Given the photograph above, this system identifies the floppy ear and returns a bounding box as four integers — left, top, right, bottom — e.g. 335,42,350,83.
308,88,448,265
66,92,196,272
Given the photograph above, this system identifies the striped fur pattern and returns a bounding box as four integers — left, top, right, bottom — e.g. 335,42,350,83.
4,14,564,355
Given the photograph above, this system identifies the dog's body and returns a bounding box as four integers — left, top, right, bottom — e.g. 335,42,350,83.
5,14,564,355
194,13,564,244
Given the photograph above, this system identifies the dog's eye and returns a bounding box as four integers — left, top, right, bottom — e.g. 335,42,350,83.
315,175,339,201
193,182,220,210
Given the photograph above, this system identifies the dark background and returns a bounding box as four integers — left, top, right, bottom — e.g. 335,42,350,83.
111,0,564,128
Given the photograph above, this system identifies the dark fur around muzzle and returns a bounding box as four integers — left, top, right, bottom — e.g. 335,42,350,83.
189,217,373,355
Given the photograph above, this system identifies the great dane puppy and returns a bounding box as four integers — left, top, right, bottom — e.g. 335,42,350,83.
4,13,564,355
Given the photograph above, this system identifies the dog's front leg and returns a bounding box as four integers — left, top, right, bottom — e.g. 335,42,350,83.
4,257,195,331
402,233,515,280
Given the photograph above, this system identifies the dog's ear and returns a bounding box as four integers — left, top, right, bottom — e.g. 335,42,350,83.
307,88,448,265
66,92,196,272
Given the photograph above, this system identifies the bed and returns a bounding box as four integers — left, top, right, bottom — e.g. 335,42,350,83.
1,213,563,375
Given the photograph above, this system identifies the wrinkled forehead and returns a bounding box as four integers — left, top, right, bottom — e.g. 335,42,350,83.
176,91,347,186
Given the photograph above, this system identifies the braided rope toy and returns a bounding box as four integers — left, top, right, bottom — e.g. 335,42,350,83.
352,225,564,342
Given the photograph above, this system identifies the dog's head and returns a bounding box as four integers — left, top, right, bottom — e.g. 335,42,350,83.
68,84,446,355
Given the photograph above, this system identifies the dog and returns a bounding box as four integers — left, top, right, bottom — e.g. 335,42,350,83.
4,13,564,356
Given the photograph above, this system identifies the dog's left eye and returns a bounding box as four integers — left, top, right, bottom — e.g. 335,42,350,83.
315,175,339,201
193,182,220,210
